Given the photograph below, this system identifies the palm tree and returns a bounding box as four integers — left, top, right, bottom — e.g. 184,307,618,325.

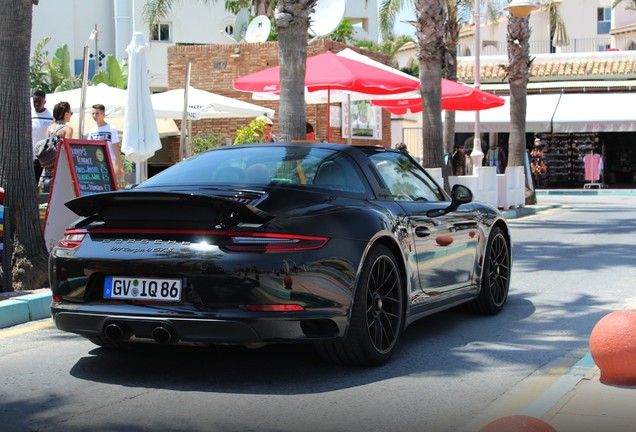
505,11,534,203
413,0,446,169
380,0,445,169
143,0,311,141
0,0,50,291
275,1,315,141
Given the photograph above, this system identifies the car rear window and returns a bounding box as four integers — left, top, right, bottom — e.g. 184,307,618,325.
140,145,367,193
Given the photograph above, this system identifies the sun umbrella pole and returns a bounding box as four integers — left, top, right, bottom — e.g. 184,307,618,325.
327,88,331,141
347,94,352,145
79,30,97,137
179,63,192,160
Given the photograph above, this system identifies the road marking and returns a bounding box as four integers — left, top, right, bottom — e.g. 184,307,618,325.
0,320,54,340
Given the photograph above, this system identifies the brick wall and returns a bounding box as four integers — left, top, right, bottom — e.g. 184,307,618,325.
164,39,393,163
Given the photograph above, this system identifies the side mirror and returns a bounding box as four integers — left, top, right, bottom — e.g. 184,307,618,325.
451,184,473,205
427,184,473,217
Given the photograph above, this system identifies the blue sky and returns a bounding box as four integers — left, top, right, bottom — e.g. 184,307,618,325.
390,3,417,37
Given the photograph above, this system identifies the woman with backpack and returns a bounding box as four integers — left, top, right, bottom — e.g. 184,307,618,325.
38,101,74,194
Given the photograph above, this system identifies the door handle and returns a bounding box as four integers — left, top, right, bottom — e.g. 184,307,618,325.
415,227,431,237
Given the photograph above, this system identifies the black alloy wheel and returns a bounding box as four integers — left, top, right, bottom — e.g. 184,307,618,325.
470,226,510,315
318,245,404,366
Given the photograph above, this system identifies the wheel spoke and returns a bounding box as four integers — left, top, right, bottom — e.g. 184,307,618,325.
487,234,510,305
365,255,403,353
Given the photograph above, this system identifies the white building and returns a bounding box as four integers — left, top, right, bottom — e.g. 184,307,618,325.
32,0,378,91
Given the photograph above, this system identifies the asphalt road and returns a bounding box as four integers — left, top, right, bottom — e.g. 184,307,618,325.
1,194,635,432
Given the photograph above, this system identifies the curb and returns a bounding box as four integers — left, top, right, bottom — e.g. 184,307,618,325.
502,203,561,219
461,349,596,431
0,292,52,329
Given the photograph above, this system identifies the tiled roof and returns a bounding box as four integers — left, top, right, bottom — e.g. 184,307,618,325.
457,51,636,83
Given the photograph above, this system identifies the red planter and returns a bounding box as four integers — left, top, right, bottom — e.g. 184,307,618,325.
590,310,636,386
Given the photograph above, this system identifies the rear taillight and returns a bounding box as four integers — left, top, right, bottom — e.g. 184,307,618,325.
223,232,329,252
57,230,86,249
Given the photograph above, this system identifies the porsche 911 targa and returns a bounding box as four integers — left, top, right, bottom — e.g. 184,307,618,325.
50,142,511,366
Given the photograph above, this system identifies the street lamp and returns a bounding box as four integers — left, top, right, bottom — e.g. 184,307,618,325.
505,0,541,19
471,0,484,174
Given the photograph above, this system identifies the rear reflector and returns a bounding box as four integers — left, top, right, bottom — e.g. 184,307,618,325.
52,295,62,303
246,304,305,312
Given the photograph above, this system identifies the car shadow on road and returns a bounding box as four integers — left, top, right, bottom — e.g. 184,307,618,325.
68,290,609,396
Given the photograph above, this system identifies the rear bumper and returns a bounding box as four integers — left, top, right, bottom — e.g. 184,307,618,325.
52,306,347,344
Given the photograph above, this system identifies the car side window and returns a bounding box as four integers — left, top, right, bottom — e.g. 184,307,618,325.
371,152,444,202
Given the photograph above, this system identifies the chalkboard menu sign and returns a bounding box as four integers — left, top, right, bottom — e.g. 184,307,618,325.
68,141,117,196
43,139,118,251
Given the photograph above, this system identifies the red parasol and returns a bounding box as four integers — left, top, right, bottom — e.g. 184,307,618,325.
233,51,420,95
371,80,505,115
233,51,421,140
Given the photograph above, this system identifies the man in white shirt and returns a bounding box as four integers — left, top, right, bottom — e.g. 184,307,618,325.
32,90,54,182
86,104,125,184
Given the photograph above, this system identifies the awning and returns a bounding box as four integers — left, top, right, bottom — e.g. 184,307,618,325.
453,94,561,133
551,93,636,133
452,92,636,134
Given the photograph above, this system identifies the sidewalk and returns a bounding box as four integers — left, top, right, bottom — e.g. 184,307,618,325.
461,347,636,431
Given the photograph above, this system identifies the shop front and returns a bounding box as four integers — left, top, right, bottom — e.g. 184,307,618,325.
449,92,636,189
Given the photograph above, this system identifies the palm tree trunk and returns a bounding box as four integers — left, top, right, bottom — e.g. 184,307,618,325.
506,14,536,205
415,0,445,169
0,1,49,291
275,1,315,141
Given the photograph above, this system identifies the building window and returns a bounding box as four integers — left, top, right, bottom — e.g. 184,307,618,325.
151,23,171,42
597,8,610,34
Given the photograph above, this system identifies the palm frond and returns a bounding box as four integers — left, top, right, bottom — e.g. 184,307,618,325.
379,0,409,40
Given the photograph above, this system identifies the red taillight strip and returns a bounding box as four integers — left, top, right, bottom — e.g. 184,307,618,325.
225,233,329,252
246,304,305,312
82,228,329,252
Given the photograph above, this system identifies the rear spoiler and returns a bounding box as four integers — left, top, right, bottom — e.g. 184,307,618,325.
65,190,272,229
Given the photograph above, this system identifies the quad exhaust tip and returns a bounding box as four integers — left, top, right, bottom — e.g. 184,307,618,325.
152,326,176,344
104,323,130,342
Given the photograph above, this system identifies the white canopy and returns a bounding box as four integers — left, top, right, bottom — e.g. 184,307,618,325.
45,83,127,116
48,83,180,138
551,93,636,133
152,87,275,120
453,92,636,133
453,94,561,133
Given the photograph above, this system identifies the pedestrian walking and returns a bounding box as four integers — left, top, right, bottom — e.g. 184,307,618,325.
86,104,125,184
31,90,54,183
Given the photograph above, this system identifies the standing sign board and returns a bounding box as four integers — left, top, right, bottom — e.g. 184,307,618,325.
43,139,118,251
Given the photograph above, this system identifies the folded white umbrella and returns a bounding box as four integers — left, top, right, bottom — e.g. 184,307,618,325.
122,32,162,181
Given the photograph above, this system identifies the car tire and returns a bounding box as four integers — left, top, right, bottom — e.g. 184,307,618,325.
318,245,404,366
469,226,510,315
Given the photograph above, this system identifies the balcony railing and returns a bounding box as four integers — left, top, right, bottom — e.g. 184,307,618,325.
457,36,636,57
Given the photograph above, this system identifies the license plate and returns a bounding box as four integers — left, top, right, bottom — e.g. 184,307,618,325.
104,277,182,302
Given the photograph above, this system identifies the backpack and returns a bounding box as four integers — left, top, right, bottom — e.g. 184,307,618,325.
36,124,64,169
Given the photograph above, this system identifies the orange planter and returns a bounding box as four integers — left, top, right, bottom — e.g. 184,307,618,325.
590,310,636,386
479,415,556,432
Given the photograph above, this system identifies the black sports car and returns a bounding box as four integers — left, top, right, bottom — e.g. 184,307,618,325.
50,142,511,366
